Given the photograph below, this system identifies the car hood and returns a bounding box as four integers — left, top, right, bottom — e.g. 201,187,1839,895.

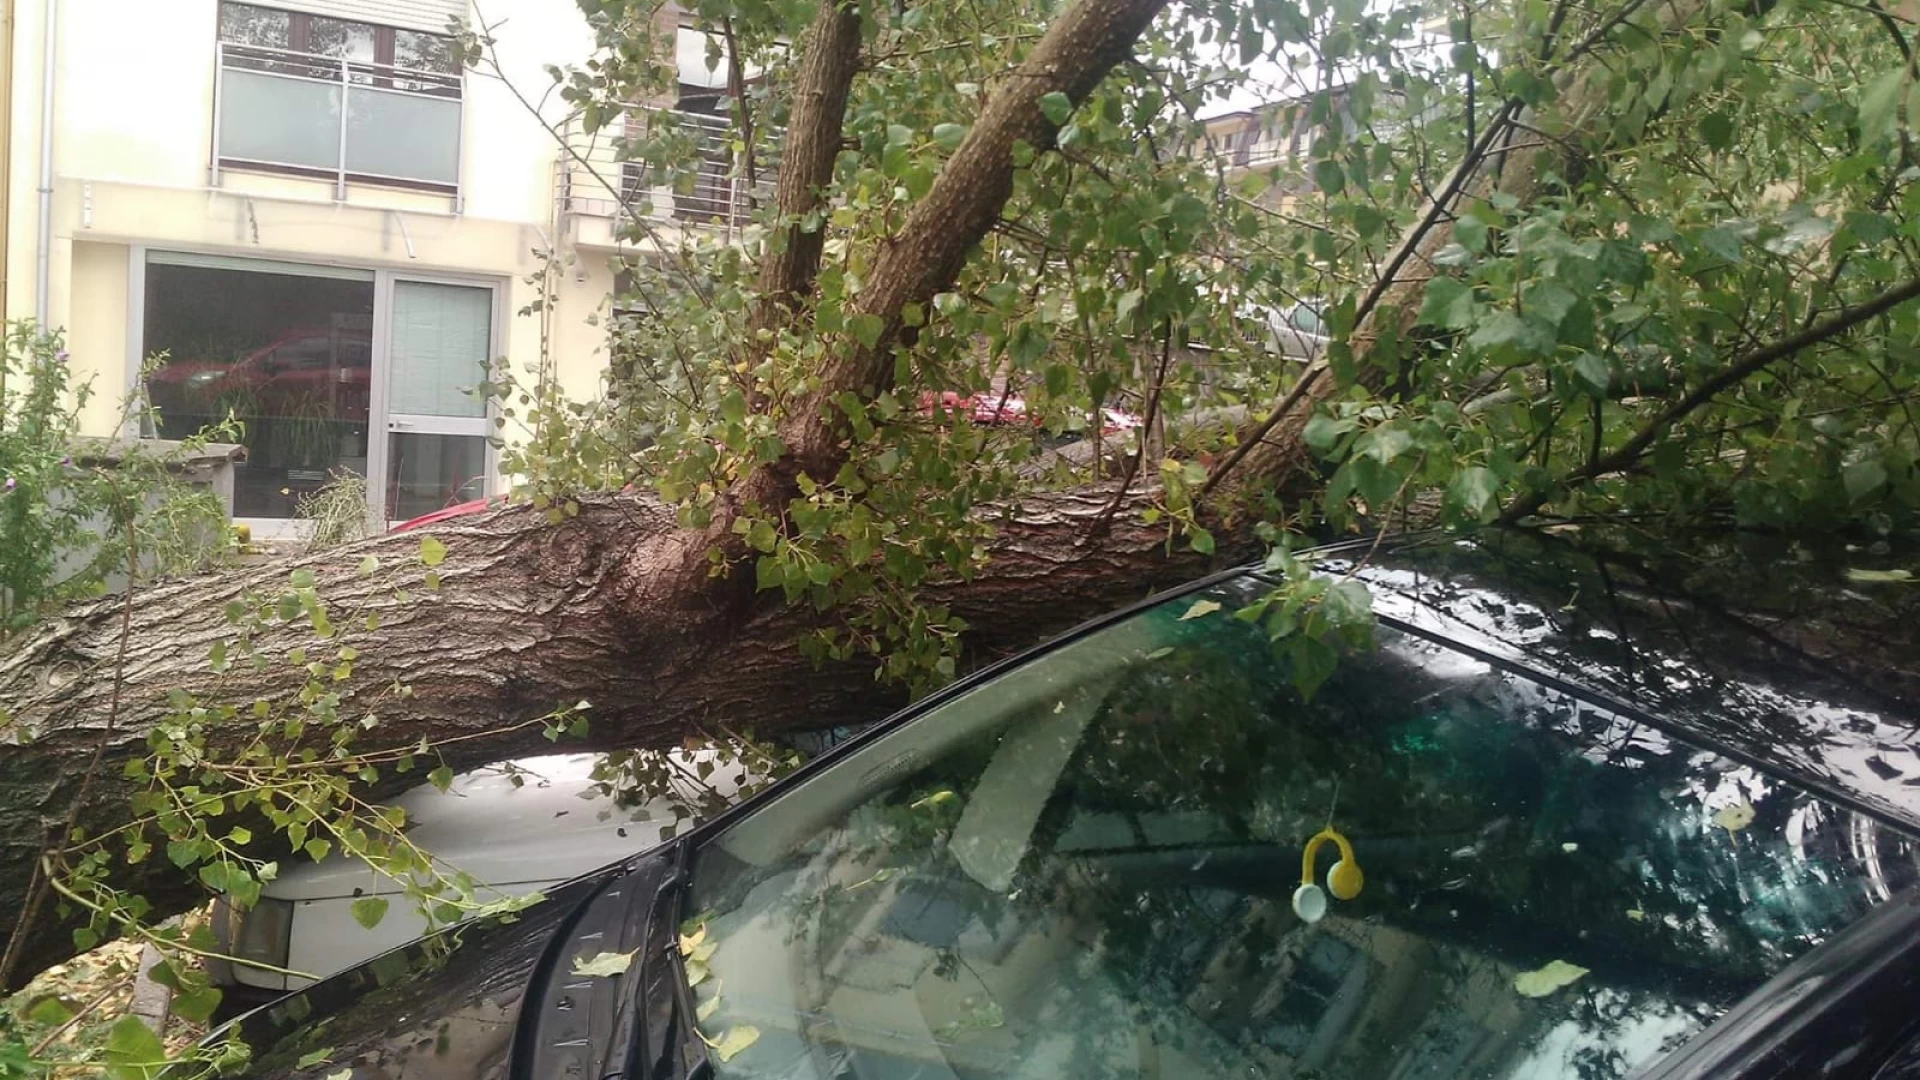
264,753,745,901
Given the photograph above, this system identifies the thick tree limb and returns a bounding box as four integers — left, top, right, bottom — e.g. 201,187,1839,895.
748,0,1172,507
747,1,862,344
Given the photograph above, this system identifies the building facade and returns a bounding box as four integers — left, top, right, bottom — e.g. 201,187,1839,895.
3,0,729,535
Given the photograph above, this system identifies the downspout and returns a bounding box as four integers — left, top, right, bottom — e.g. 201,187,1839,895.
0,0,16,322
34,0,55,328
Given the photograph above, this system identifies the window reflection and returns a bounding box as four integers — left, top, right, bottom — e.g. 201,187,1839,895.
687,580,1920,1079
143,256,374,519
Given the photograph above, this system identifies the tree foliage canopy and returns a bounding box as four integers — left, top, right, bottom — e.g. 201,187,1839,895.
503,0,1920,684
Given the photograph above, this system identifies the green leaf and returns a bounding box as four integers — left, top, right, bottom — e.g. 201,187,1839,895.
719,389,747,426
1037,91,1074,125
295,1048,335,1071
173,986,223,1024
419,535,447,567
931,122,967,150
1312,159,1345,195
1188,527,1216,556
1846,568,1913,584
350,896,390,930
1860,68,1906,146
26,996,74,1026
104,1015,169,1080
1453,212,1489,252
1447,467,1500,523
1573,352,1612,396
1844,458,1888,502
1418,277,1475,329
290,568,317,590
849,313,885,349
429,764,454,791
1700,111,1734,151
357,555,379,577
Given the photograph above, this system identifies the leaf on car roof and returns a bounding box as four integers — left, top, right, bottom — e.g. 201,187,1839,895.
1178,598,1223,621
1513,959,1589,998
571,950,636,978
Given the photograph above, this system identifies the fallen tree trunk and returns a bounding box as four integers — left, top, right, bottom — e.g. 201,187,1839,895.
0,484,1236,989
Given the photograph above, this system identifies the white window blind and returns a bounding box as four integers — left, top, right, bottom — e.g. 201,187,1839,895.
388,281,491,418
278,0,467,35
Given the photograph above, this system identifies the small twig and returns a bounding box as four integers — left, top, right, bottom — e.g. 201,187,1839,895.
1090,318,1175,536
30,980,129,1056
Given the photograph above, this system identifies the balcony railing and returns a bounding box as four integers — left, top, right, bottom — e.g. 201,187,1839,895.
214,42,463,199
557,109,779,236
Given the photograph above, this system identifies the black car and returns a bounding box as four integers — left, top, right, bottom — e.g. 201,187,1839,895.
215,533,1920,1080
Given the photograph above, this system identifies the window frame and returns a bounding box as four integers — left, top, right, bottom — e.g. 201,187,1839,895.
127,246,504,538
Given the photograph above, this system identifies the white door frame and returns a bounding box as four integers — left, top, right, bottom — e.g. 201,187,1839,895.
366,269,505,527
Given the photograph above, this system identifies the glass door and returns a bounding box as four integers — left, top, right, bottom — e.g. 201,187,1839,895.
369,277,496,524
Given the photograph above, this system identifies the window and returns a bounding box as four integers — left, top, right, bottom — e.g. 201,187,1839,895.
214,2,462,193
685,576,1920,1079
142,253,495,525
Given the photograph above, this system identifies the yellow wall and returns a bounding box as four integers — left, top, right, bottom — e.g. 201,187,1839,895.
66,237,124,435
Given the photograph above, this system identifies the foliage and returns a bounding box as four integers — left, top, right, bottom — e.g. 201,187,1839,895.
475,0,1920,696
0,324,233,641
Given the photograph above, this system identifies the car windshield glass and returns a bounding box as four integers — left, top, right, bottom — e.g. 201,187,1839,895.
684,574,1920,1080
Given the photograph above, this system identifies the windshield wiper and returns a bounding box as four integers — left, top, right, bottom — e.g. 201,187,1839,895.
631,844,712,1080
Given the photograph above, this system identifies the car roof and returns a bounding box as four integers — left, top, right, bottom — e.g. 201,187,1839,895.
1319,531,1920,833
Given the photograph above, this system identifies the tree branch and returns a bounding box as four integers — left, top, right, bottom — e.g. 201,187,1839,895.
744,0,1172,507
1500,275,1920,523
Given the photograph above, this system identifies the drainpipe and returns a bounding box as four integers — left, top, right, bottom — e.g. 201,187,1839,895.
0,0,16,321
34,0,56,328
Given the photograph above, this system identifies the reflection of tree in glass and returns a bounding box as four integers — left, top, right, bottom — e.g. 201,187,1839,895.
685,588,1920,1080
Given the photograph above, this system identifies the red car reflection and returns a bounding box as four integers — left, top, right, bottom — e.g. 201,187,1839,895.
147,329,373,422
916,391,1141,435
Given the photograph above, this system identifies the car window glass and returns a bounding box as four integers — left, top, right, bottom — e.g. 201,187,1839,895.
687,576,1920,1080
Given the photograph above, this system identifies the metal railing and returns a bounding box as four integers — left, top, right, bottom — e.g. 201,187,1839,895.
557,109,779,235
213,41,464,200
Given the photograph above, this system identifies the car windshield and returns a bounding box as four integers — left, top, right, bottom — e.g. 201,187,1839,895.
683,573,1920,1080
